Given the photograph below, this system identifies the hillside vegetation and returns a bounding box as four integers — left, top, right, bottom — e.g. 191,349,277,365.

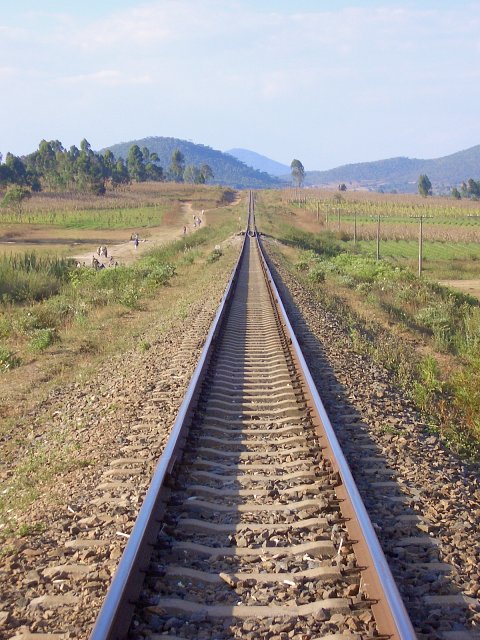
305,144,480,193
102,137,281,189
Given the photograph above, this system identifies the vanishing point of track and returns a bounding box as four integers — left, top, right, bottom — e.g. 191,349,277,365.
91,195,415,639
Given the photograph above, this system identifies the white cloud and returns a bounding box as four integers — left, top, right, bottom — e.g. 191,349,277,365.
3,1,480,164
60,69,153,86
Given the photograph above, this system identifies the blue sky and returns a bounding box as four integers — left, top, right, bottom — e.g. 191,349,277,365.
1,1,479,170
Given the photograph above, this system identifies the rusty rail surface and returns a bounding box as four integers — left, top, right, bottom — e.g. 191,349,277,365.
90,193,416,640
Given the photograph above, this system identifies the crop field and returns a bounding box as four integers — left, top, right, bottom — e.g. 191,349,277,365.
277,189,480,281
0,184,241,388
5,206,167,229
256,188,480,458
0,183,236,258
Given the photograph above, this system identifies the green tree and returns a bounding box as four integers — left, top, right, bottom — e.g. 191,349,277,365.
102,150,115,177
127,145,146,182
200,164,214,183
112,158,130,188
467,178,480,198
183,164,200,184
168,149,185,182
451,187,461,200
290,159,305,187
1,185,31,215
418,174,432,197
140,147,163,181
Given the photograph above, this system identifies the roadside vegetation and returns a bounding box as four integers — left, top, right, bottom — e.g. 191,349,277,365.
0,185,241,528
258,190,480,459
0,223,236,373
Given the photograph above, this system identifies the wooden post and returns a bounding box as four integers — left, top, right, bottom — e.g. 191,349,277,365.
316,201,319,222
418,215,423,277
337,208,340,232
354,210,357,245
376,214,380,260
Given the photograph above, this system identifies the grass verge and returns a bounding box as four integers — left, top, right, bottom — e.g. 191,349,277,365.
258,203,480,460
0,209,241,534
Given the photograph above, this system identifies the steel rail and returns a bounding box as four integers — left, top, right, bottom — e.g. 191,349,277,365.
89,212,252,640
256,227,417,640
91,191,415,639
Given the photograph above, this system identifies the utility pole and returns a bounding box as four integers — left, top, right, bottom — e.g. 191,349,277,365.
411,214,433,276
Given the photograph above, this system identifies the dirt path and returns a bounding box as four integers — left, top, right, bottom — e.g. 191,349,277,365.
439,279,480,300
72,203,205,266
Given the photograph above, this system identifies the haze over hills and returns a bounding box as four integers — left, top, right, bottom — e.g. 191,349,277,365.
225,148,290,177
101,137,282,189
304,145,480,193
101,136,480,192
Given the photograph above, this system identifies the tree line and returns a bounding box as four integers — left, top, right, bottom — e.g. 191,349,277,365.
0,139,214,197
451,179,480,200
419,173,480,199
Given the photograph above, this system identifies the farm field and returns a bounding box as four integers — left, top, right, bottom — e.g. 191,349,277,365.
256,188,480,458
0,184,242,406
0,183,236,260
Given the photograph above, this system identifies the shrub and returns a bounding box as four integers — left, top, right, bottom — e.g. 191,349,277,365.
119,286,141,309
308,265,326,283
29,328,58,352
206,248,222,264
0,345,20,372
0,253,72,303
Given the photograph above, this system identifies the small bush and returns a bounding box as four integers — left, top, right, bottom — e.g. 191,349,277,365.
0,345,21,372
308,265,326,283
119,286,141,309
144,263,176,286
29,328,58,352
206,248,222,264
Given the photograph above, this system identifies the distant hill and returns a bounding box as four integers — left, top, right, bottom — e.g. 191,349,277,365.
225,148,290,177
100,137,282,189
305,145,480,193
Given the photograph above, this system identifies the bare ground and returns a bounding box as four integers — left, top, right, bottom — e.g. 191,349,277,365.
72,203,204,266
439,279,480,300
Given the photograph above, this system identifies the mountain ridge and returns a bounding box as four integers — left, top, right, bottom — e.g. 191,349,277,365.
225,148,290,177
100,136,282,189
304,145,480,192
101,136,480,193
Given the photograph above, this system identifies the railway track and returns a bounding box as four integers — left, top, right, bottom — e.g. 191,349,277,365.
91,196,415,639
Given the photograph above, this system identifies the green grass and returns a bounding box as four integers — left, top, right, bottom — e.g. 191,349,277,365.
0,253,73,303
5,205,167,229
0,206,238,362
348,239,480,262
300,249,480,457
